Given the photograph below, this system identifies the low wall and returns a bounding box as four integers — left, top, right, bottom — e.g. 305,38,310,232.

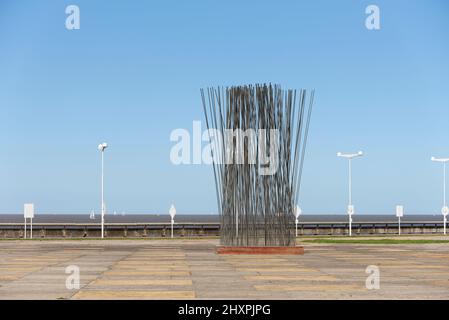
0,223,218,238
0,221,447,238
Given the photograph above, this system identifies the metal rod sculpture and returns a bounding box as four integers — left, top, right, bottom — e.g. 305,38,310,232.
201,84,314,246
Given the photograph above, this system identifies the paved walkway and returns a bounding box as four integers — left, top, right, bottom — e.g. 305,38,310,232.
0,239,448,299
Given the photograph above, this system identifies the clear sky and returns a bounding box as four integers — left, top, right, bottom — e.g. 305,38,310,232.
0,0,448,215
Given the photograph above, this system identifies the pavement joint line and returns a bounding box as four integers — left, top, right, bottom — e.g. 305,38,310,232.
236,268,320,273
244,275,339,281
72,290,196,299
104,271,191,276
92,279,193,286
253,284,366,292
0,251,87,291
68,249,136,299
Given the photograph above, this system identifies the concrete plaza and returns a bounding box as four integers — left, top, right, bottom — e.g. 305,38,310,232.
0,238,448,299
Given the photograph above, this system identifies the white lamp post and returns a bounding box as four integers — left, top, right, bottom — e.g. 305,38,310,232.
431,157,449,235
294,205,302,237
396,205,404,235
443,207,449,235
98,142,108,238
169,204,176,238
337,151,363,237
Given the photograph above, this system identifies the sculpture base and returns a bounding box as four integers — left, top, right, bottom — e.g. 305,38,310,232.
216,246,304,255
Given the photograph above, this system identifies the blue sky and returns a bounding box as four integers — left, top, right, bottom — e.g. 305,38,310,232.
0,0,448,215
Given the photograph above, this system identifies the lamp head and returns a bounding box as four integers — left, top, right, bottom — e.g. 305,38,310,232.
337,151,363,159
431,157,449,163
98,143,108,151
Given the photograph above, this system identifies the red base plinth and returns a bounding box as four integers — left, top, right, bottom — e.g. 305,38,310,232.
216,246,304,255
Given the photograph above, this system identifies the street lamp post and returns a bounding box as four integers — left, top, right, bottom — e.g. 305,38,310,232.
169,205,176,238
337,151,363,237
431,157,449,235
98,143,108,239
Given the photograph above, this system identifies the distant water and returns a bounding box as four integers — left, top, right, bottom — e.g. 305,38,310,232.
0,214,444,224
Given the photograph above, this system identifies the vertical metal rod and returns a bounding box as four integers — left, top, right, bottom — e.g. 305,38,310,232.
443,163,447,236
236,212,238,240
443,161,447,235
443,162,446,207
101,150,104,239
24,217,26,239
349,158,352,206
348,158,352,237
